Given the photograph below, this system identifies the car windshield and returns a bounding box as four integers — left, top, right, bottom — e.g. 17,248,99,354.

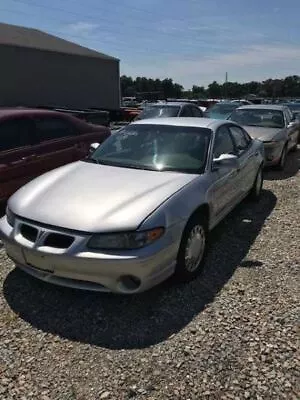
230,109,285,128
136,105,180,120
85,124,211,173
207,103,239,115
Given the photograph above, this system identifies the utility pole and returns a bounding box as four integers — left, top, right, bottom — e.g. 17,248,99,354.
224,72,228,99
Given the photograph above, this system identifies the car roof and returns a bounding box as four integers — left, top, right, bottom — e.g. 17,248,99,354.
235,104,287,111
210,102,239,106
132,117,233,131
145,102,194,107
0,107,76,120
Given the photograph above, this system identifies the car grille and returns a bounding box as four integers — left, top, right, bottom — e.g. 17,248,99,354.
20,224,38,243
19,223,75,249
44,233,74,249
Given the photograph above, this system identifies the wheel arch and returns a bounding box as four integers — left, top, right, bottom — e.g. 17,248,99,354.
184,203,210,232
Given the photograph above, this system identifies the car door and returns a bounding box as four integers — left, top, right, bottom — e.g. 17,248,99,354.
0,117,38,202
209,125,240,221
284,108,298,150
32,115,81,175
228,125,257,196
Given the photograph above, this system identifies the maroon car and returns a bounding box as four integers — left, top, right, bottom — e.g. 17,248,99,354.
0,108,110,202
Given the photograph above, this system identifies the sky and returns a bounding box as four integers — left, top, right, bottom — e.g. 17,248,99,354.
1,0,300,89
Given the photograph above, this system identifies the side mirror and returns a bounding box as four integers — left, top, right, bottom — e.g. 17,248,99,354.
89,142,100,153
212,153,238,170
287,122,296,128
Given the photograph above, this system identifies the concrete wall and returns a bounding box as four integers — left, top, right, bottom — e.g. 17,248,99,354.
0,45,120,110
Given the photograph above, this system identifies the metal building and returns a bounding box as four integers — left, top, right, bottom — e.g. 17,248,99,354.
0,22,120,111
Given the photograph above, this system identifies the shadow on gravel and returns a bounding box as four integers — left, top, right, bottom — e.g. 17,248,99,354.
3,190,276,350
264,147,299,181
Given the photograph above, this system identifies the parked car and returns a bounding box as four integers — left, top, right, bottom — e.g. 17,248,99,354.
0,108,110,203
0,117,264,294
282,102,300,120
135,102,204,120
229,105,299,169
204,102,241,119
231,99,253,105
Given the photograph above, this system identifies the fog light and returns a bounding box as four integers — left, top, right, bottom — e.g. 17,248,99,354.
118,275,141,291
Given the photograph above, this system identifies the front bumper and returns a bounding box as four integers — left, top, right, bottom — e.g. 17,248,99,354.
0,216,180,294
263,141,284,166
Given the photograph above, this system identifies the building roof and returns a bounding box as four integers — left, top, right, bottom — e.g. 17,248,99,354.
0,22,119,61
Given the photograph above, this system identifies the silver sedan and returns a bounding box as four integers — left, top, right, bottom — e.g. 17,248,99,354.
229,105,299,169
0,118,264,294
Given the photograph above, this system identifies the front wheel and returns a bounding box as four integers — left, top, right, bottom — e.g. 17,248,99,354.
174,215,207,282
249,166,263,201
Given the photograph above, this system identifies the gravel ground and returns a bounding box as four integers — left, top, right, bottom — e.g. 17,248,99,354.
0,149,299,400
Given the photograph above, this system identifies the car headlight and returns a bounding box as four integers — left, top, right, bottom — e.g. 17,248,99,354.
87,228,165,250
6,207,16,227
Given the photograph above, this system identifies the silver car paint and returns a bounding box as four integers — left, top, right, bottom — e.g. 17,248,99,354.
230,105,299,166
8,161,198,232
245,126,287,142
0,118,264,293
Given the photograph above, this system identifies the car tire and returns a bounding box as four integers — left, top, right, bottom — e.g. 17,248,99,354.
249,165,263,201
276,145,287,170
174,214,208,282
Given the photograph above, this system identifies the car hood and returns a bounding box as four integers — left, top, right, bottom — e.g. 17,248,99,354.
9,161,197,233
243,126,282,141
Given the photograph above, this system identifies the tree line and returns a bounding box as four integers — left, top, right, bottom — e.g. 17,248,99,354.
121,75,300,99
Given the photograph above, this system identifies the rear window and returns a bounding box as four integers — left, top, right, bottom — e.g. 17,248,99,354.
35,117,76,141
137,106,180,120
0,118,33,152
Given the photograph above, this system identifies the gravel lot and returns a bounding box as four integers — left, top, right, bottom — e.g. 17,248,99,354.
0,149,299,400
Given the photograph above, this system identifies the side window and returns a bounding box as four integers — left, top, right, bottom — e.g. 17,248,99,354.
180,106,193,117
213,126,235,158
191,106,203,117
35,117,76,142
0,118,33,152
229,126,249,153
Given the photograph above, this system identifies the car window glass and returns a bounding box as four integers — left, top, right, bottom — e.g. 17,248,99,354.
90,124,212,174
213,126,235,158
35,117,75,141
180,106,193,117
0,118,33,152
191,106,203,117
229,126,249,152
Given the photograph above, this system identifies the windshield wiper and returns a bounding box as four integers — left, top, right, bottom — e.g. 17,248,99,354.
84,157,99,164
